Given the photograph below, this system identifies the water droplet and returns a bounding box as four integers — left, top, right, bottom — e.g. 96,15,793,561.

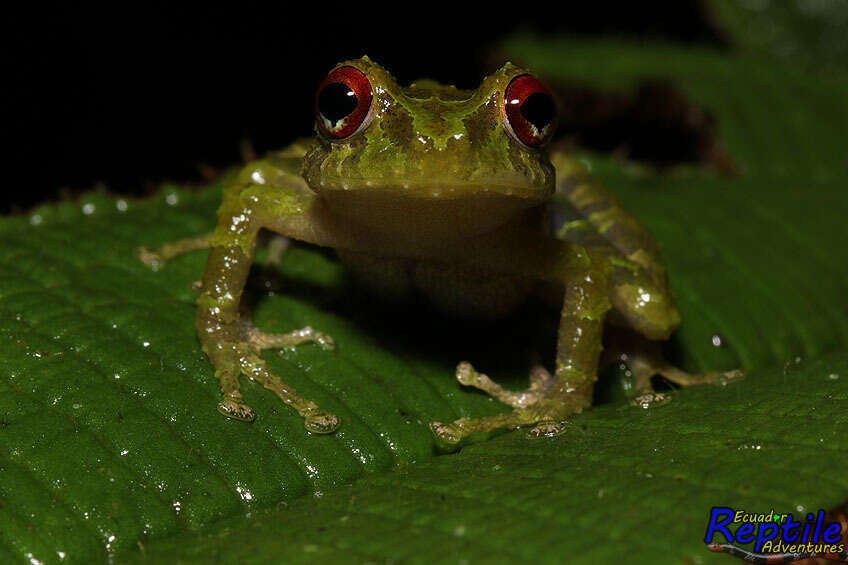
235,484,253,501
737,444,761,451
711,334,724,347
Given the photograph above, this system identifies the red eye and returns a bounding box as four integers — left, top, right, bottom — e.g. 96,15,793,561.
315,66,373,139
503,74,556,147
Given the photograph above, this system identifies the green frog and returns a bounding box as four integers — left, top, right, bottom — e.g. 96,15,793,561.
138,56,736,444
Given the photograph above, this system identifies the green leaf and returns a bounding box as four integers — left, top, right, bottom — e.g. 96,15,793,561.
125,352,848,565
1,35,847,564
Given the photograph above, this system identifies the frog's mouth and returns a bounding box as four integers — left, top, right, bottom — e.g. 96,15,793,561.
314,180,549,241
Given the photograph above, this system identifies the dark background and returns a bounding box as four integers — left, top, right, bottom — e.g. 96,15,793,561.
4,4,725,213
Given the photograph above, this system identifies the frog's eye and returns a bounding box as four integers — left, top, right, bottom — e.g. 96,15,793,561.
315,66,373,139
502,74,556,147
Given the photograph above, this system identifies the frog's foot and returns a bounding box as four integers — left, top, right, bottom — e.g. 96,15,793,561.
430,362,582,444
626,352,743,408
215,342,340,433
136,233,213,270
212,324,338,432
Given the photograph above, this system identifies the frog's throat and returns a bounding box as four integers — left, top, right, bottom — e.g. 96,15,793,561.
316,187,545,241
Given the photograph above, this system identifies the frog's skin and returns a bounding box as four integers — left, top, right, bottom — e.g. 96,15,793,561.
139,56,736,443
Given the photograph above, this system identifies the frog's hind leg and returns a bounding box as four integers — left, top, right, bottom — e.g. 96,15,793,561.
554,154,743,398
553,152,669,288
604,329,742,408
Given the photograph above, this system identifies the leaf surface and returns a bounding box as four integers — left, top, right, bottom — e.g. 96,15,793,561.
0,35,846,564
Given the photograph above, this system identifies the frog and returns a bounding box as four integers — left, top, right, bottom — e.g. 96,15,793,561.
138,56,738,444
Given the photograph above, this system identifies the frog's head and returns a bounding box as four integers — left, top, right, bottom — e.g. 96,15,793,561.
302,56,557,239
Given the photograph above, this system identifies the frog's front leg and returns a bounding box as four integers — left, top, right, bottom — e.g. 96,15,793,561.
195,169,344,432
431,246,611,443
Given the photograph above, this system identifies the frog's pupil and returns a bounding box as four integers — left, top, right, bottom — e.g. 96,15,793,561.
318,82,358,127
520,92,555,132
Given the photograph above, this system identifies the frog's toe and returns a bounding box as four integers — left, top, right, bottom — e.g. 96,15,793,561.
525,420,568,439
136,246,163,270
304,410,341,434
723,369,744,382
310,329,335,351
228,346,341,433
429,412,525,444
246,325,335,352
430,421,463,445
217,398,256,422
454,361,476,386
630,391,672,409
453,361,540,408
